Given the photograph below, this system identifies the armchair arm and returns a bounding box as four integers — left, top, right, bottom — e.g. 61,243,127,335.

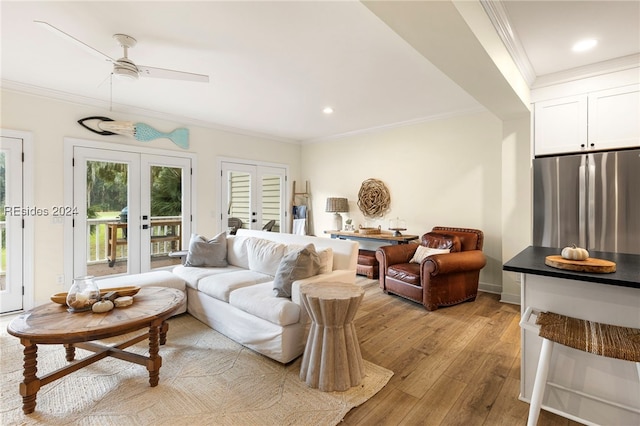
376,244,417,269
421,250,486,276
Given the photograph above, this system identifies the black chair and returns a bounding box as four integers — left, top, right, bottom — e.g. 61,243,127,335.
262,220,276,232
228,217,243,235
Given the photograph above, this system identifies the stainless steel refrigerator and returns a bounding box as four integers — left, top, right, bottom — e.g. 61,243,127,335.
533,148,640,255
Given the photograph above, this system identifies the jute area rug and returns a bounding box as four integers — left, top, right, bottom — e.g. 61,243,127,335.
1,313,392,426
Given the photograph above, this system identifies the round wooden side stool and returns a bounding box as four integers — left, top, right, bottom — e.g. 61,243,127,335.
299,282,365,392
521,307,640,426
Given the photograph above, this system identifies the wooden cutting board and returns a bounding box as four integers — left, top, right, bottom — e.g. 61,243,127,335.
545,255,616,273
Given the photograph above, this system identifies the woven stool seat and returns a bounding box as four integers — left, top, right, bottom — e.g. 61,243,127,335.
536,312,640,362
522,308,640,425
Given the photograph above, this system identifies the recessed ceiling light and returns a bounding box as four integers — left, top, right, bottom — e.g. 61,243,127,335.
572,39,598,52
322,107,334,114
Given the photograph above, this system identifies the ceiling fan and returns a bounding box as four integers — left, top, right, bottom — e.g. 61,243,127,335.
34,20,209,83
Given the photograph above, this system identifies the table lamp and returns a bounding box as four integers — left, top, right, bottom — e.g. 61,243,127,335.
326,197,349,231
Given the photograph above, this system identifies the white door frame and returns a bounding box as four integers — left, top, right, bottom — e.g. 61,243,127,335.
65,138,196,284
0,129,34,312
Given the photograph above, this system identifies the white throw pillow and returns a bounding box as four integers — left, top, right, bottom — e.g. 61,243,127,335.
410,246,450,264
227,235,250,269
247,238,287,276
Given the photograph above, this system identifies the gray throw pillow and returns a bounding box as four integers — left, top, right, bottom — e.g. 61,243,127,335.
185,232,228,267
273,244,320,298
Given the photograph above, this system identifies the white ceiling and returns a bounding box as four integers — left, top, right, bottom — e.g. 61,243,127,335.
1,1,639,143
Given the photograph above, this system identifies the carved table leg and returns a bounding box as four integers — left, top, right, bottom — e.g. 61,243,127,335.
147,324,162,387
19,339,41,414
160,321,169,346
64,344,76,361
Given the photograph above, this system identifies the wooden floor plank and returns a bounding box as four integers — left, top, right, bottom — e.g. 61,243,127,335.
343,288,579,425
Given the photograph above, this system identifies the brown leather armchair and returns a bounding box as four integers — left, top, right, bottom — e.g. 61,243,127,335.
376,226,486,311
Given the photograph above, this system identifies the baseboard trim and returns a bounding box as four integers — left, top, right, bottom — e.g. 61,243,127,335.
479,281,501,295
500,292,520,305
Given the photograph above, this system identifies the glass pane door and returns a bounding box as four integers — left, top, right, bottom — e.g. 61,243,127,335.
74,147,140,278
221,161,286,233
0,136,23,313
259,167,285,232
141,155,191,271
221,162,255,233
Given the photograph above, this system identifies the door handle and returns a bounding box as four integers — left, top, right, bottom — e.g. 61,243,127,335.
142,224,149,230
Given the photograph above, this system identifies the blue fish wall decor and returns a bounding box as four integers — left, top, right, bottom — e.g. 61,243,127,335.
77,116,189,149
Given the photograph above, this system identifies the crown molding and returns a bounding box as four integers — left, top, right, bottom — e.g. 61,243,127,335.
531,54,640,89
301,105,487,144
480,0,537,87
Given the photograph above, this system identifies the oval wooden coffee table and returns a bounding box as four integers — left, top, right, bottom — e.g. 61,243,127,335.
7,286,185,414
299,282,365,392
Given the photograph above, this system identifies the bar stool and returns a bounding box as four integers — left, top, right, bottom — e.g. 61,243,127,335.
520,307,640,426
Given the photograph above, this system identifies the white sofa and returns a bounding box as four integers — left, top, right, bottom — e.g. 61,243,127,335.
172,229,358,363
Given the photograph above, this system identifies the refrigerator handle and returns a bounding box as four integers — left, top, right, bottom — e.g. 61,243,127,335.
587,154,596,250
578,158,587,248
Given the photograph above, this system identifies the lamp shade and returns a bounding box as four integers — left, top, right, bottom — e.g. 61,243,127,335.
326,197,349,213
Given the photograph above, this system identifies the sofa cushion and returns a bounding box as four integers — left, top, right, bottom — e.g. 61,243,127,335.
172,264,243,289
410,246,450,264
421,232,461,252
198,270,273,302
185,232,228,267
229,282,301,326
273,244,320,298
247,237,287,276
227,235,250,269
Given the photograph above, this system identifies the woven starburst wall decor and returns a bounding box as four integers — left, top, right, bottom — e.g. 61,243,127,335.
357,178,390,218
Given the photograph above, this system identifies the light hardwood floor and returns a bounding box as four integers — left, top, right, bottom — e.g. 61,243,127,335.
344,284,582,426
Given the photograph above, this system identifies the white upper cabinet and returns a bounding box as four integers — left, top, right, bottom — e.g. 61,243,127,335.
534,95,587,156
588,85,640,151
534,84,640,156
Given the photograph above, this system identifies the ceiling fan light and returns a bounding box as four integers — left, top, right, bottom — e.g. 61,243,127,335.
113,66,139,80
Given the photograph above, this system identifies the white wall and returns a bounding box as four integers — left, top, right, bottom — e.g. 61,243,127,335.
1,89,301,305
501,115,533,303
300,111,511,292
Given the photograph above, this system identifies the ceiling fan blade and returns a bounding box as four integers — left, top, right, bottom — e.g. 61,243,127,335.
34,20,116,64
137,65,209,83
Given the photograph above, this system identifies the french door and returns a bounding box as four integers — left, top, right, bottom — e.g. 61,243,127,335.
73,147,191,279
220,161,286,233
0,136,23,312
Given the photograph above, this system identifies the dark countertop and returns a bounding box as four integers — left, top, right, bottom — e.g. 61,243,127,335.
503,246,640,289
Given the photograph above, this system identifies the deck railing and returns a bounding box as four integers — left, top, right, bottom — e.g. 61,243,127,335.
87,216,182,265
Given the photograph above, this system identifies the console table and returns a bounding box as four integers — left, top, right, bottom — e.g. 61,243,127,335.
326,230,418,245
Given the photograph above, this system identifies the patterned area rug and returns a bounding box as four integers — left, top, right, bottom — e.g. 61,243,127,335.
1,314,392,425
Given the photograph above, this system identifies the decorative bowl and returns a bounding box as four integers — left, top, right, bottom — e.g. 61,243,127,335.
51,286,140,305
